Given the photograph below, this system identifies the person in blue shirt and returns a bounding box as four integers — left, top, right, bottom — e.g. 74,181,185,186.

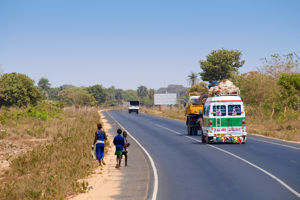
113,128,125,168
93,123,107,167
121,131,130,167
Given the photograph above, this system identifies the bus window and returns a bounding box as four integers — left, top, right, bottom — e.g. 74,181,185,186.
213,105,226,116
228,105,241,116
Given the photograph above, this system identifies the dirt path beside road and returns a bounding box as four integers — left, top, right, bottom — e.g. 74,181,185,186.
70,110,150,200
69,111,123,200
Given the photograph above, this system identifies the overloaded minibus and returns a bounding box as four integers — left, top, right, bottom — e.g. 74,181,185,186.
202,95,247,144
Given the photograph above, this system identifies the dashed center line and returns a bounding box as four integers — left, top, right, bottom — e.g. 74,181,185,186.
154,123,300,199
250,138,300,151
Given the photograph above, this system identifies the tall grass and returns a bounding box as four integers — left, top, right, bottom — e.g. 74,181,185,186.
245,105,300,141
0,107,99,200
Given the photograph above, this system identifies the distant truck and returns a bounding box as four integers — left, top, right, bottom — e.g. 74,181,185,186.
128,101,139,114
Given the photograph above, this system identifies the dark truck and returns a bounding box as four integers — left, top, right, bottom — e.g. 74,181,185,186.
128,101,139,114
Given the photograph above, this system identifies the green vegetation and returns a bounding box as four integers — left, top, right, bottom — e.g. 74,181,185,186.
58,88,97,106
199,49,245,82
38,77,51,100
187,72,198,86
86,84,108,105
0,73,42,107
187,82,208,94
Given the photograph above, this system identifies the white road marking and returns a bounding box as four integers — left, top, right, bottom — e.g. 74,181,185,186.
155,124,182,135
105,111,158,200
250,138,300,151
154,123,300,199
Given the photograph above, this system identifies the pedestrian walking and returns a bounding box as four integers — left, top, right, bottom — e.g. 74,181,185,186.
113,128,125,168
92,123,107,167
121,131,130,166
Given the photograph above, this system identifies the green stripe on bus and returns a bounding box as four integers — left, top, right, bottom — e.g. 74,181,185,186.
203,117,246,127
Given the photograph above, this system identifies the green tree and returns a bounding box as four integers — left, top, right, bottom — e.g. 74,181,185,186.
123,90,138,102
199,49,245,82
0,72,42,107
115,89,123,105
104,86,118,106
38,77,51,99
187,82,208,94
86,84,108,105
278,73,300,110
148,89,154,102
58,88,96,106
137,86,148,99
187,72,198,86
48,87,60,100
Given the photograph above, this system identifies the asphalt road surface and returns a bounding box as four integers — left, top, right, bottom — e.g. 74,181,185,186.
106,110,300,200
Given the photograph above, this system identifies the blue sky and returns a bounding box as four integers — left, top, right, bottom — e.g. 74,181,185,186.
0,0,299,89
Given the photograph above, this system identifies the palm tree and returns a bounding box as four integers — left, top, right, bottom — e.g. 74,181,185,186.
187,72,198,86
38,77,51,99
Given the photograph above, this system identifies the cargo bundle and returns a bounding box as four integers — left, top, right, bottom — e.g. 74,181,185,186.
208,79,240,96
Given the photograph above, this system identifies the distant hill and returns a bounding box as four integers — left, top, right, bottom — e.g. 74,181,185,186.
156,84,187,99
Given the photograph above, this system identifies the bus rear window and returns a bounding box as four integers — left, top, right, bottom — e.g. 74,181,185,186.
213,105,226,116
228,105,241,116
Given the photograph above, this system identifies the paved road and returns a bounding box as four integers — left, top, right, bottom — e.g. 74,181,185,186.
103,112,150,200
106,110,300,200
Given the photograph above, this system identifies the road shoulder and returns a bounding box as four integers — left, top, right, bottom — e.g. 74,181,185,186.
69,110,150,200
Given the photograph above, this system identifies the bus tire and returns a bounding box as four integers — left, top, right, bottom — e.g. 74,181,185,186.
202,135,206,143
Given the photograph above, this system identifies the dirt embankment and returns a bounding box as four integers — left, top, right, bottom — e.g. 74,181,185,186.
0,137,50,176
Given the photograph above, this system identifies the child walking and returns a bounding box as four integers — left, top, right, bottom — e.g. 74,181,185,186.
113,128,125,168
121,131,130,166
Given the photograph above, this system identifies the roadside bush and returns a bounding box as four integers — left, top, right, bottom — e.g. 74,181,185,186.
0,101,62,125
0,72,42,107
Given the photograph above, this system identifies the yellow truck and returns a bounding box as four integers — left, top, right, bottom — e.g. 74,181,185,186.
185,92,205,135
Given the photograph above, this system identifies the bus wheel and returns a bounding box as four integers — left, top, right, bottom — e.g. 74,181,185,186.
207,137,213,144
242,136,246,144
202,135,206,143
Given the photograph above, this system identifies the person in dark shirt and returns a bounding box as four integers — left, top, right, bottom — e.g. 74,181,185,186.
113,128,125,168
121,131,130,167
93,123,107,167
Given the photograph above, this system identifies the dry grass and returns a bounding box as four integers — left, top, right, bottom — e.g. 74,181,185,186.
0,106,102,200
247,115,300,142
140,106,186,121
140,106,300,142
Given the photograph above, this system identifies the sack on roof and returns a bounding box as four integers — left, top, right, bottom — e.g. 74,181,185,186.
208,79,240,96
